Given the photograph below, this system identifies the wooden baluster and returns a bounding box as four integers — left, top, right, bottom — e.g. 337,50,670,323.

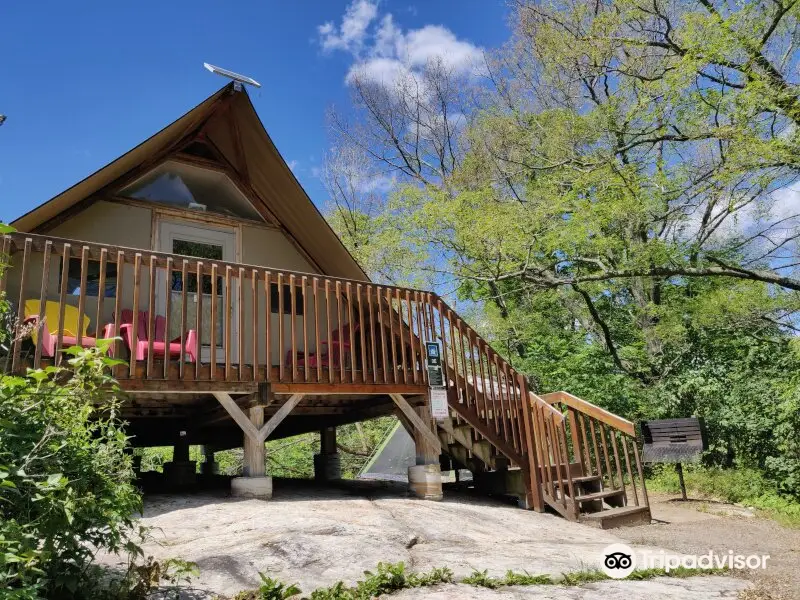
414,292,427,384
505,363,522,452
76,246,89,348
546,415,565,507
436,299,450,388
95,248,107,343
534,403,553,501
337,281,346,383
179,259,187,380
448,316,461,403
113,251,124,378
632,439,649,508
357,284,367,384
11,237,32,373
163,257,173,379
457,323,471,408
377,287,388,384
588,417,603,480
195,262,203,380
325,279,333,382
55,243,70,366
567,408,582,472
557,421,578,517
405,291,416,383
129,253,142,379
347,282,356,383
494,354,510,439
278,273,285,381
210,264,217,379
146,256,156,378
238,267,245,381
610,428,626,500
396,289,408,384
290,274,298,382
578,413,593,475
622,436,639,506
33,240,52,370
598,423,615,488
252,269,259,381
225,266,232,381
302,277,309,382
264,271,272,382
385,287,397,384
367,285,378,383
313,278,321,383
476,343,489,420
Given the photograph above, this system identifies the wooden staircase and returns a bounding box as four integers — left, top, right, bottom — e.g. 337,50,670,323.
431,299,651,528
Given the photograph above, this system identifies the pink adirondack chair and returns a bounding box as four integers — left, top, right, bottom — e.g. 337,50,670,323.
116,309,198,363
287,323,359,369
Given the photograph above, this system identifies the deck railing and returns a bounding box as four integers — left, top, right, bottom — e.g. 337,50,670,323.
0,232,647,515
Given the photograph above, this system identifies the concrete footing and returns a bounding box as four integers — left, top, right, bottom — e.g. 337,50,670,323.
231,476,273,499
408,464,443,500
314,453,341,481
162,461,196,487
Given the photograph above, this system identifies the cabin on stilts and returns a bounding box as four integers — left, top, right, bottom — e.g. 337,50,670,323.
1,83,650,528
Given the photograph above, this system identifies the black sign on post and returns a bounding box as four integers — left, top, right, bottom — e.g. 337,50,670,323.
426,342,444,387
640,417,707,501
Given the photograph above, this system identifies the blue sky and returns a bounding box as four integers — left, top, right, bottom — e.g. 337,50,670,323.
0,0,510,224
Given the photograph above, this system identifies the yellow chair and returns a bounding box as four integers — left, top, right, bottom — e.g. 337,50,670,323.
23,300,108,356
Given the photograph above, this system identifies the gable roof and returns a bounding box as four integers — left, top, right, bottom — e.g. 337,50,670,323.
11,83,368,281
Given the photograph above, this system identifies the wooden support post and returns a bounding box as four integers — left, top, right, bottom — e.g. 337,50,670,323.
413,405,439,465
320,427,337,455
173,432,190,463
315,426,341,481
243,406,266,477
390,392,443,501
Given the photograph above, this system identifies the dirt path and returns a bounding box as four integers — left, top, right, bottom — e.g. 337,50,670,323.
97,480,751,599
615,493,799,600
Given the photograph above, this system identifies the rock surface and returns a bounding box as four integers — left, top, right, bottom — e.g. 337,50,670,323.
99,480,751,598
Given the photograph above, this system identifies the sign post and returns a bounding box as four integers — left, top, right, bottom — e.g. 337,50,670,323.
425,342,448,420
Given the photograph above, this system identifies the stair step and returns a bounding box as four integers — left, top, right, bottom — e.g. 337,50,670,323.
574,489,625,503
556,474,602,486
580,506,652,529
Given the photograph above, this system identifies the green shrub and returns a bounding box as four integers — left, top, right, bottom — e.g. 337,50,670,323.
234,573,301,600
0,341,143,598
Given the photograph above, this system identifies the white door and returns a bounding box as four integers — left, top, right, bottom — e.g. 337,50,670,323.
157,219,238,363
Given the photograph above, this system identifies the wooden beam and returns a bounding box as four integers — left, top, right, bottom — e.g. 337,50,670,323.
258,393,304,443
212,392,261,443
389,393,441,455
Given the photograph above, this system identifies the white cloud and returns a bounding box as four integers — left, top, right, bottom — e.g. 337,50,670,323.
318,0,483,88
318,0,378,55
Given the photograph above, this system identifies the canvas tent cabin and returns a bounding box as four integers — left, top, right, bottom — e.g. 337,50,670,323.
0,84,650,526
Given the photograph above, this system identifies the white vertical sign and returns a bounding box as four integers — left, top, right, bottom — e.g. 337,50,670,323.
430,388,449,420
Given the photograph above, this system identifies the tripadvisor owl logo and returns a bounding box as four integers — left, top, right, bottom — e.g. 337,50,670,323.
600,543,636,579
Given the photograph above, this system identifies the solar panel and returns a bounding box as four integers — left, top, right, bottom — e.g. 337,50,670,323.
203,63,261,88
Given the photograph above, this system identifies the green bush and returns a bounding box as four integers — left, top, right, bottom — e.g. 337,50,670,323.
0,341,143,598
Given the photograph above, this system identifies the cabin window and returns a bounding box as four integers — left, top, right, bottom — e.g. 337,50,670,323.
64,258,118,297
169,240,224,294
270,283,304,315
119,160,263,221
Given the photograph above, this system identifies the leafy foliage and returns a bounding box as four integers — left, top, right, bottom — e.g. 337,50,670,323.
0,341,143,598
234,573,301,600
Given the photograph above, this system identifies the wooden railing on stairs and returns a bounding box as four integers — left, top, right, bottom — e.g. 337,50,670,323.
536,391,649,520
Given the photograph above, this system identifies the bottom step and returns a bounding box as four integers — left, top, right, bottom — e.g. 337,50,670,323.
580,506,651,529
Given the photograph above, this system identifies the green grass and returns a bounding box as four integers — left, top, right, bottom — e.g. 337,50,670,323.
647,465,800,528
224,562,729,599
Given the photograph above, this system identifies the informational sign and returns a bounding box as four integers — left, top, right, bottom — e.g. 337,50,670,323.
425,342,444,387
430,387,449,420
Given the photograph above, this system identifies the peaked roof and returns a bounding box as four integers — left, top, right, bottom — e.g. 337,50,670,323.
11,83,368,281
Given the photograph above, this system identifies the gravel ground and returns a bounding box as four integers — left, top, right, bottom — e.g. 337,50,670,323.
615,493,799,600
97,479,752,599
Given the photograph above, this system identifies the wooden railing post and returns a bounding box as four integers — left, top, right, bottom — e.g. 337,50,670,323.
518,375,544,512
